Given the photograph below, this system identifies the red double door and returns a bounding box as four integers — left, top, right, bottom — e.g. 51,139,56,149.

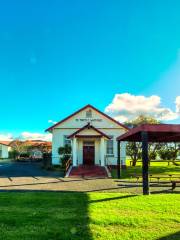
83,145,95,165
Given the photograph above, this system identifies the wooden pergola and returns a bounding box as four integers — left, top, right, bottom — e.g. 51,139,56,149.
117,124,180,195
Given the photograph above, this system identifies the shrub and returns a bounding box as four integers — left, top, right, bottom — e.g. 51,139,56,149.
9,150,19,160
58,144,71,169
42,152,52,168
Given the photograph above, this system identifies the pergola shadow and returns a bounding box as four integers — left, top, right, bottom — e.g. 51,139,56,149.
157,231,180,239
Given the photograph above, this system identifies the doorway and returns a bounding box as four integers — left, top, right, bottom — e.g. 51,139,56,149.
83,141,95,165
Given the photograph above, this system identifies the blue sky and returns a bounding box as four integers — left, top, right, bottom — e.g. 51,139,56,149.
0,0,180,140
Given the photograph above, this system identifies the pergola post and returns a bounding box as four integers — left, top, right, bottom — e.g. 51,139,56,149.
117,141,121,178
141,131,150,195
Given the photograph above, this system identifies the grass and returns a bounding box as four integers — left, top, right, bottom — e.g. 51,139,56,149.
111,160,180,179
0,192,179,240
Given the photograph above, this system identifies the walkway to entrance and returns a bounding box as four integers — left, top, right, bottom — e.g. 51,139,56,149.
1,161,178,193
68,165,109,178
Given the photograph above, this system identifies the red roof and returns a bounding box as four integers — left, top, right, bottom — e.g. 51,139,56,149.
0,141,11,146
67,123,111,139
117,124,180,142
45,104,129,132
9,140,52,148
24,140,52,147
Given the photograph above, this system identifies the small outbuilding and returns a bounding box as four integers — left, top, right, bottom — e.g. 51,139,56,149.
0,141,11,159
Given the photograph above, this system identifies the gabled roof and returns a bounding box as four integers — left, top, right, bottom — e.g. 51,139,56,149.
117,124,180,142
45,104,129,132
0,141,11,146
67,123,111,139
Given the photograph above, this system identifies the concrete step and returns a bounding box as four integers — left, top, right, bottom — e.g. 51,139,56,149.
68,165,109,178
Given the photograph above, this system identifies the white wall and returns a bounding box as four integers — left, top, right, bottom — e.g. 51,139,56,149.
52,130,126,166
52,128,75,164
0,144,9,159
102,129,126,165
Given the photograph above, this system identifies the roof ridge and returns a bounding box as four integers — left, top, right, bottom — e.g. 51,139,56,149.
45,104,129,132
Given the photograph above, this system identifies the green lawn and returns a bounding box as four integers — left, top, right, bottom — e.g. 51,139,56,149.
0,192,179,240
111,160,180,179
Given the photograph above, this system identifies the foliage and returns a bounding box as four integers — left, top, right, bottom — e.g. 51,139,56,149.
126,115,160,128
10,140,51,160
9,149,19,160
19,153,30,158
10,140,30,158
58,144,71,155
58,144,72,168
125,115,160,166
148,151,157,161
158,143,180,165
126,142,142,166
9,140,31,159
27,143,51,154
148,143,163,161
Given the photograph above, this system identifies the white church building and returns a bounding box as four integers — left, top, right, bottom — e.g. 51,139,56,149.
46,104,128,167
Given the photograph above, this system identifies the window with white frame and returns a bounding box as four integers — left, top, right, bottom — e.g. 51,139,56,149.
64,136,71,147
106,136,114,155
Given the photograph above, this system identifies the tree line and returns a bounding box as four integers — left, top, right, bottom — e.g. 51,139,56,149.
9,140,51,159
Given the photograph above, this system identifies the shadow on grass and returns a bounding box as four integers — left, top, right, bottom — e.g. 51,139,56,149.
0,191,138,239
157,231,180,240
151,189,180,194
0,192,93,240
88,194,137,203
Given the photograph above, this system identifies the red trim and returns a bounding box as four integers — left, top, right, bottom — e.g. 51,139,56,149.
75,135,104,138
117,124,180,142
67,123,111,139
45,104,129,132
0,141,10,146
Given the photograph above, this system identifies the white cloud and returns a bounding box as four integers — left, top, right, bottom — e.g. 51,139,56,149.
0,131,52,142
176,96,180,114
48,120,57,125
20,132,52,141
105,93,179,122
0,133,13,141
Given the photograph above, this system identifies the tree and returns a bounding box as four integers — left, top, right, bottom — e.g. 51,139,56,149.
58,144,72,168
125,115,160,166
27,142,51,156
158,143,180,165
126,142,142,166
9,140,30,159
126,115,160,128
